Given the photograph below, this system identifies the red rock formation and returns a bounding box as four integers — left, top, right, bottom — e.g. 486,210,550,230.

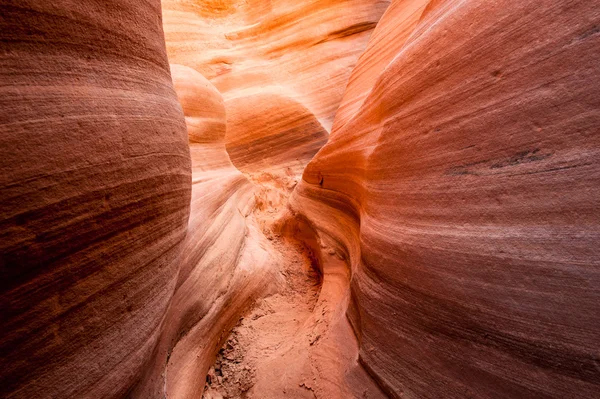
161,0,390,130
292,0,600,397
0,1,190,397
225,93,328,175
2,0,599,398
333,0,433,131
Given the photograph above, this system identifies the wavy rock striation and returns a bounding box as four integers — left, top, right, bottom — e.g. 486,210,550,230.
225,92,328,176
292,0,600,397
132,64,281,398
0,1,190,397
2,0,599,398
161,0,390,131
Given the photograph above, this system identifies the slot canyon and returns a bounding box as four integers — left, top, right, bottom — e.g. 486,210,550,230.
1,0,599,398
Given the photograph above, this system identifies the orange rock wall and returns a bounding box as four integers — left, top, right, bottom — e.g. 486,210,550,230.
0,1,190,397
161,0,390,131
292,0,600,397
225,93,328,175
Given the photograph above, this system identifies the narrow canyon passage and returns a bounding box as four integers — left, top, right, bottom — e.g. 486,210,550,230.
157,63,386,399
1,1,599,399
197,166,387,399
166,62,381,398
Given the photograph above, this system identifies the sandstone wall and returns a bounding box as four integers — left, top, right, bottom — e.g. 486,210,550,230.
161,0,390,131
0,1,190,397
292,0,600,397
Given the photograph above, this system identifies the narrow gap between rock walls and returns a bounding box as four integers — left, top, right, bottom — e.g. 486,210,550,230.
202,169,325,398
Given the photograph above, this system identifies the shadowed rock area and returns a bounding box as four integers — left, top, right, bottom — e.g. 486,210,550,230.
1,0,599,398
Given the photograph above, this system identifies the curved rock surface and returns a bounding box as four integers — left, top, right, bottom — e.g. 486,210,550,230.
0,1,190,397
293,0,600,397
332,0,433,132
161,0,390,131
225,92,328,175
131,64,281,398
2,0,599,398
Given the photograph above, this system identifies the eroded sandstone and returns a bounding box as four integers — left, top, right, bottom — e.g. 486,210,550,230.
293,0,600,397
1,0,599,398
0,1,189,397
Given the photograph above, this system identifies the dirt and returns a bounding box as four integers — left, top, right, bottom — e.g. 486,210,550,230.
203,212,321,399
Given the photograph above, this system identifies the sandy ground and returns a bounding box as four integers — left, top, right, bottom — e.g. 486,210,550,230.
201,170,386,399
202,234,322,399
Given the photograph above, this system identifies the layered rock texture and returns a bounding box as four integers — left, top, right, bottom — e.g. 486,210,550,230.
1,0,599,398
132,64,281,398
0,1,190,397
293,0,600,397
161,0,390,131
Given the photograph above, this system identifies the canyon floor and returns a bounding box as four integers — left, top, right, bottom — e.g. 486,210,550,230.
194,167,387,399
202,235,322,399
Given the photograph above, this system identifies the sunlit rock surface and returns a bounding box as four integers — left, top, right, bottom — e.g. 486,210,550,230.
292,0,600,397
151,1,392,395
225,92,328,175
161,0,390,131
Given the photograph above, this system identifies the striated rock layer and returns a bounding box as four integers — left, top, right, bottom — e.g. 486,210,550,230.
2,0,599,398
0,1,190,397
292,0,600,397
225,92,328,176
161,0,390,131
132,64,281,398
